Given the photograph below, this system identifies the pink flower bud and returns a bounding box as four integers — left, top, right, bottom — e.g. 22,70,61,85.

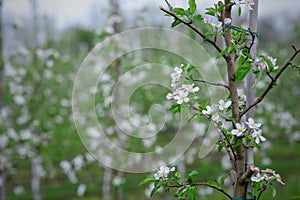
166,93,174,100
250,166,260,173
224,18,232,25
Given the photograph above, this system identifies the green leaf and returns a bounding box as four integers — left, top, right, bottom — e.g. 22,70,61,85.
139,177,156,186
172,8,187,16
175,171,181,179
217,143,224,153
253,68,264,88
186,64,196,72
271,186,277,197
217,45,235,59
150,185,161,197
238,6,242,16
235,61,252,84
219,174,227,186
174,187,186,197
259,55,274,71
205,7,215,16
188,170,199,177
193,14,203,22
171,19,181,28
238,55,246,67
208,180,219,188
188,0,197,14
170,104,181,115
186,187,197,200
217,4,225,12
233,138,244,148
241,49,252,58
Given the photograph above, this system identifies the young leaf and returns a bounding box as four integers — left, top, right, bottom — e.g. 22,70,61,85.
171,19,181,28
150,185,161,197
139,177,156,186
193,14,203,22
205,7,215,16
217,143,224,153
170,104,181,115
219,174,227,186
172,8,187,16
235,61,252,84
175,171,181,179
189,0,197,14
271,185,277,197
208,180,219,188
253,68,264,88
238,6,242,16
188,170,198,177
259,55,274,71
217,45,235,59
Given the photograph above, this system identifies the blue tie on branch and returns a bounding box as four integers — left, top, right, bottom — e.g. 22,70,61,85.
225,25,259,37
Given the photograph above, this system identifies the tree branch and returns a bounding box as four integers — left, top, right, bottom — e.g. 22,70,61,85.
219,131,236,167
159,6,226,60
240,46,300,118
238,167,254,184
193,79,230,89
169,182,233,200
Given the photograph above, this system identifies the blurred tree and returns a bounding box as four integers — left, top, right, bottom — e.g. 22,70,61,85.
0,0,4,199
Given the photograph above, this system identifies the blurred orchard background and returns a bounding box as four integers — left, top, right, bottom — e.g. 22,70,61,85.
0,0,300,199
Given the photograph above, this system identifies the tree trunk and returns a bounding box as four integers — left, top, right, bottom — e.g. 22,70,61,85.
29,0,38,49
224,1,246,198
0,170,6,200
102,167,112,200
31,156,42,200
246,0,259,198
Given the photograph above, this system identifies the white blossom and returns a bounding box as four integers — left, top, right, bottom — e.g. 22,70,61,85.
173,90,189,104
245,118,261,129
202,106,212,116
112,176,126,186
251,129,266,144
181,84,199,93
204,16,222,29
153,166,175,180
77,184,86,197
218,100,231,111
212,113,220,122
251,172,265,182
231,123,246,137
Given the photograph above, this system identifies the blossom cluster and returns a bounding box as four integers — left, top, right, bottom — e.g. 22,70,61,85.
201,99,232,123
153,166,175,180
253,56,279,71
166,65,199,105
251,167,285,185
231,118,266,144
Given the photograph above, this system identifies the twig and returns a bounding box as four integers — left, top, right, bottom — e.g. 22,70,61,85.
247,28,256,54
164,0,172,11
159,6,226,60
219,131,236,167
240,46,300,118
265,71,274,82
257,185,267,200
169,182,233,200
193,79,230,89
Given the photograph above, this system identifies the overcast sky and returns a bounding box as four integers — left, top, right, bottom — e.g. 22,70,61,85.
5,0,300,29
